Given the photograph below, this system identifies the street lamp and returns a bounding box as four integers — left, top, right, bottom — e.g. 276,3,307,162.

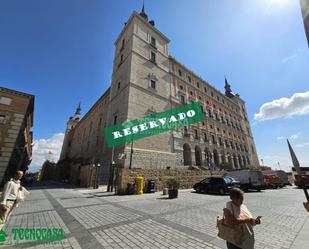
277,162,281,170
261,158,264,167
91,164,95,188
95,163,101,189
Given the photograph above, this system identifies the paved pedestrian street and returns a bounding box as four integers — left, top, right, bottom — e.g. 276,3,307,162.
1,185,308,249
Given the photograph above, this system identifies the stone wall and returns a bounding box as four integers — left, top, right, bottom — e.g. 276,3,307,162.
117,168,222,194
0,88,34,184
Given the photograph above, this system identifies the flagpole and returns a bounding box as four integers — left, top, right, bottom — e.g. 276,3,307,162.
287,139,309,203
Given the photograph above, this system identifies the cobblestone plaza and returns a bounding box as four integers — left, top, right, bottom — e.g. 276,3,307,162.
1,185,308,248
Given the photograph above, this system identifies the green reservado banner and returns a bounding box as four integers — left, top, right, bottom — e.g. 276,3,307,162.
104,102,204,148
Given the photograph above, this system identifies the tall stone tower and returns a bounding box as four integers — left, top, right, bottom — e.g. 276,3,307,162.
105,5,176,168
224,78,260,167
59,103,81,161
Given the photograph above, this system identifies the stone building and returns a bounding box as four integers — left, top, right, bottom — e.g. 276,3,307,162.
57,89,110,184
300,0,309,47
0,87,34,185
59,6,259,185
40,160,57,181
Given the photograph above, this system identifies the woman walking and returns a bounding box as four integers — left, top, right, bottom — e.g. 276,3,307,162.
223,188,261,249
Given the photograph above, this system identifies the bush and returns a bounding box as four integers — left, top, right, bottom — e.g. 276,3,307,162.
166,178,180,189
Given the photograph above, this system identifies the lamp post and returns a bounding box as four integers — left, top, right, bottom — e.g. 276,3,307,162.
129,139,134,169
91,164,95,188
107,146,115,192
95,163,101,189
277,162,281,170
261,158,264,167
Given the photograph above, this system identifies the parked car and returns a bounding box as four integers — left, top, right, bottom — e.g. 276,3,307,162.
262,170,283,189
223,170,265,191
275,170,290,186
193,177,238,195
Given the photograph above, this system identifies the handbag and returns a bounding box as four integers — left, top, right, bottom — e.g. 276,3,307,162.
16,187,30,203
217,204,244,246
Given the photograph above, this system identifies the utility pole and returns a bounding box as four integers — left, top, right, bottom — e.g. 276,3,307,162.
95,163,101,189
277,162,282,170
129,140,134,169
107,146,115,192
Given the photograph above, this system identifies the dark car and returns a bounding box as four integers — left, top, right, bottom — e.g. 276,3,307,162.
193,177,237,194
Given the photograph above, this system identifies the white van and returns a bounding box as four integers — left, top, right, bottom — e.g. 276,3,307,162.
223,170,265,191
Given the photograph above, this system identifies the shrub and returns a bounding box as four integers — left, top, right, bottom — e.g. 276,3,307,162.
166,178,180,189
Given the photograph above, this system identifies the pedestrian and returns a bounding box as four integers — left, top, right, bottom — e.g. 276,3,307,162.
0,171,26,230
223,188,261,249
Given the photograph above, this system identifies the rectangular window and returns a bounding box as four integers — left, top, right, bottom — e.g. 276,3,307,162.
212,135,216,144
151,36,156,47
183,126,189,137
225,140,229,148
113,115,117,125
204,133,208,142
194,129,198,139
0,97,12,105
150,51,156,63
178,69,182,77
219,137,223,146
208,109,212,118
149,79,156,89
187,76,191,83
180,95,186,104
230,141,234,149
0,115,5,124
197,82,200,88
117,82,121,90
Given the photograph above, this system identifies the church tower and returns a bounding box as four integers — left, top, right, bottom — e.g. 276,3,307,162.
59,103,81,161
105,5,176,168
223,78,260,168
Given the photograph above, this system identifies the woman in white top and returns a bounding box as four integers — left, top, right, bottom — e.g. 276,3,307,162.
223,188,261,249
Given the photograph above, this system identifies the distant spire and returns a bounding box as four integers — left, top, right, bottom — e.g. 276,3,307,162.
224,76,234,98
224,76,229,86
75,101,81,115
140,1,148,20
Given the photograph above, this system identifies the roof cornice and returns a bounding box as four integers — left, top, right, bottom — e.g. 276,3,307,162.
115,11,170,45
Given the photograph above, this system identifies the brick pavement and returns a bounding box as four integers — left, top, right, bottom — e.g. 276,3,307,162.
0,185,308,248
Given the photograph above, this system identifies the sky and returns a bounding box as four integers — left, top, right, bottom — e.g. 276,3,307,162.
0,0,308,172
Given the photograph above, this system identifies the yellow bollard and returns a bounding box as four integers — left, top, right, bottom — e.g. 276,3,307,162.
136,176,143,195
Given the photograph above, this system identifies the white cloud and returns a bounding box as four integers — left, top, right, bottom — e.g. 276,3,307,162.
290,134,299,140
29,133,64,172
277,136,285,140
295,142,309,148
254,91,309,121
282,54,297,63
281,48,306,63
